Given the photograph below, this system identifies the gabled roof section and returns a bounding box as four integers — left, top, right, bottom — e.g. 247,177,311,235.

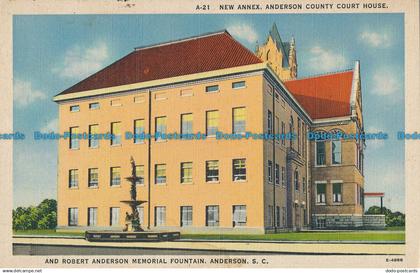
269,23,290,68
56,30,263,96
284,70,354,120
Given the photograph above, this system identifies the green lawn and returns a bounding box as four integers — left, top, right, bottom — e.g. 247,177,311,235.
181,231,405,242
13,229,84,237
13,229,405,242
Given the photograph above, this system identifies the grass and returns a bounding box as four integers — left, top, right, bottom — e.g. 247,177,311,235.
181,231,405,242
13,229,405,242
13,229,84,237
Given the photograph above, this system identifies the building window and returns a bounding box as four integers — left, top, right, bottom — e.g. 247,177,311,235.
294,170,299,191
180,162,193,184
206,110,219,137
136,206,144,225
89,102,100,110
275,116,280,136
276,206,281,227
69,169,78,188
206,160,219,182
111,122,121,146
89,124,99,148
316,141,326,166
134,95,145,103
155,206,166,226
88,168,98,188
134,119,145,144
281,166,285,187
333,182,343,203
282,207,286,227
135,165,144,185
232,205,247,227
110,99,121,106
289,116,294,148
303,177,306,193
267,205,273,226
233,158,246,181
281,121,285,145
206,205,219,227
180,206,193,227
180,89,193,97
205,85,219,93
268,160,273,183
267,110,272,134
69,127,79,149
316,183,327,204
110,167,121,186
332,140,342,165
316,218,326,229
110,207,120,226
87,207,97,226
70,105,80,112
232,107,246,134
297,118,301,153
232,81,246,89
155,116,167,141
181,113,193,135
155,164,166,184
68,208,78,226
275,163,280,185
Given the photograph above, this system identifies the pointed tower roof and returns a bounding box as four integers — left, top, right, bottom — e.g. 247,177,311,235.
268,23,290,68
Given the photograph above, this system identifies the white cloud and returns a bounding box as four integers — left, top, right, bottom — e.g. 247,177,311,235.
13,79,47,107
227,23,258,44
41,118,58,133
365,126,386,150
371,69,400,96
307,46,347,73
53,42,109,80
359,31,391,48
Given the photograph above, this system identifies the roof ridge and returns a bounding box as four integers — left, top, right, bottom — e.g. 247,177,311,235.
284,68,353,82
134,30,229,51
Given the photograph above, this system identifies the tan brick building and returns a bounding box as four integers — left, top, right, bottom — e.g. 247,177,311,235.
53,24,365,233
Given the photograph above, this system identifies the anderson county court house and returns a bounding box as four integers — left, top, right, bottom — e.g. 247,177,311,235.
53,24,366,233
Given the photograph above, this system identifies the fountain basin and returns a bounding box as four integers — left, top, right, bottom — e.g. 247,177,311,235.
85,230,180,242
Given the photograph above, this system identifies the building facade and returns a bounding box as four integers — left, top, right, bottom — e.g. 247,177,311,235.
54,24,365,233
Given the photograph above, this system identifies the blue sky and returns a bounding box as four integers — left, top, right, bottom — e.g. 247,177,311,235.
13,14,405,212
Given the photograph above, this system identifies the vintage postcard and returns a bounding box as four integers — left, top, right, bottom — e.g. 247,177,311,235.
0,0,419,271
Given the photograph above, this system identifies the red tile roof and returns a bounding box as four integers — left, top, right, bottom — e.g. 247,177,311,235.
57,31,262,95
284,71,354,119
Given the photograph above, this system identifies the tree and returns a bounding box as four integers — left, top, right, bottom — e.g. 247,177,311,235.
365,205,405,227
13,199,57,230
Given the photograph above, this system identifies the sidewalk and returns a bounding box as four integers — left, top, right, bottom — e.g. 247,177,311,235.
13,237,405,255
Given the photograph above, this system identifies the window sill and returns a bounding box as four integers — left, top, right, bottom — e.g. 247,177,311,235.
155,183,167,186
111,144,122,147
110,185,121,188
134,142,145,145
68,187,79,190
332,202,344,205
316,203,326,206
88,186,98,189
331,163,342,166
206,180,220,184
233,179,247,183
233,86,246,90
315,165,327,168
181,182,194,185
69,148,80,151
88,146,99,149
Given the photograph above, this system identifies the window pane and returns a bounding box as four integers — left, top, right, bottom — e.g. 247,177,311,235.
206,205,219,227
88,207,97,226
155,206,166,226
155,164,166,184
233,159,246,181
69,169,78,188
110,207,120,226
332,140,342,164
233,205,247,227
89,102,100,110
206,85,219,92
88,168,98,187
135,165,144,184
68,208,78,226
233,107,246,134
181,162,193,183
180,206,193,227
70,127,79,149
155,117,167,141
111,167,121,186
232,81,246,89
316,141,326,165
206,111,219,136
206,160,219,182
181,114,193,135
70,105,80,112
111,122,121,145
134,119,145,143
89,125,99,148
